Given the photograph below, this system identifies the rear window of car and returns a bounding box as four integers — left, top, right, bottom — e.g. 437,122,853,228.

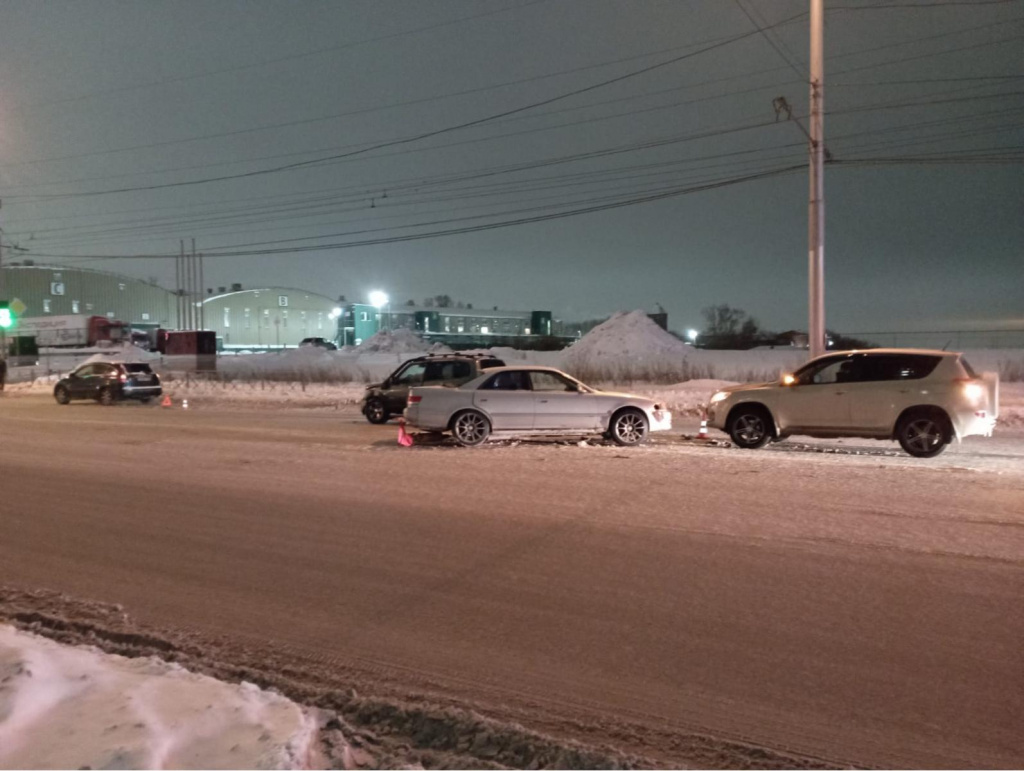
862,354,941,381
124,363,153,373
958,356,978,378
479,358,505,369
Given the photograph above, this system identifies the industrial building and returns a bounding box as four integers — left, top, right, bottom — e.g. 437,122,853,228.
1,263,176,330
201,288,339,349
1,263,558,350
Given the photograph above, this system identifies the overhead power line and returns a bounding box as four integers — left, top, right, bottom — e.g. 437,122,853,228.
11,10,808,202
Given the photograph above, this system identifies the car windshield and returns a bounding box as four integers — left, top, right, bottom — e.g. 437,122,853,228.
124,363,153,373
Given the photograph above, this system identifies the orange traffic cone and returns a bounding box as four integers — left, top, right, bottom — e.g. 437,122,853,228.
697,417,709,440
161,395,172,408
397,418,413,447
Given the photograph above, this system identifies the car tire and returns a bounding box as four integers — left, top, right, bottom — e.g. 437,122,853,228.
896,410,950,458
609,409,649,446
451,410,491,447
727,406,773,449
54,385,71,405
364,398,390,424
98,387,116,406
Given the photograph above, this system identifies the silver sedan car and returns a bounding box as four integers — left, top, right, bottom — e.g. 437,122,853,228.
404,366,671,447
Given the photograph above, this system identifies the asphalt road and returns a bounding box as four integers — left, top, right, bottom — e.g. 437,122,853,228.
2,395,1023,768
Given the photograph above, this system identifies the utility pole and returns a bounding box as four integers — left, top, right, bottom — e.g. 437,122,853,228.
177,240,185,330
198,252,205,330
190,238,197,331
808,0,826,359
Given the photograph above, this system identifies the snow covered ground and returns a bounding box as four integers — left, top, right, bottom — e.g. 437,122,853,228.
0,625,320,769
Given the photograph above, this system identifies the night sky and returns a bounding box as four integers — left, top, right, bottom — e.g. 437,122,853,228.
0,0,1021,334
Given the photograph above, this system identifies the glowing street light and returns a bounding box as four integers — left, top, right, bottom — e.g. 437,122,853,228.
368,291,390,331
687,328,699,343
328,306,342,320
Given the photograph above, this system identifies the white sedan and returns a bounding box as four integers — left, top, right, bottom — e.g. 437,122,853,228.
404,366,671,447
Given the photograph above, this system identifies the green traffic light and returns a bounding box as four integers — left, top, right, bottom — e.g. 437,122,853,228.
0,308,13,329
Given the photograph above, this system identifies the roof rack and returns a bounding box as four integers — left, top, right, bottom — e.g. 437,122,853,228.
409,352,502,361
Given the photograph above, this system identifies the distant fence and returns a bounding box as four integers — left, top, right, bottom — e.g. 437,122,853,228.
844,329,1024,350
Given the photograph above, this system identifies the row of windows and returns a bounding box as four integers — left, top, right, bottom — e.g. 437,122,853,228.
798,354,942,385
38,298,151,321
222,308,325,331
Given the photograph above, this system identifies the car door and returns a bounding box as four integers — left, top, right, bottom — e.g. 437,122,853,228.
846,354,942,432
473,371,534,429
384,362,426,413
529,370,600,430
68,364,99,398
776,355,854,431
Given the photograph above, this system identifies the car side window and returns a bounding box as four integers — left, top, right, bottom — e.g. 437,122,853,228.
482,371,531,390
798,356,857,385
530,371,575,392
392,363,426,386
862,354,940,381
74,364,97,378
424,360,473,384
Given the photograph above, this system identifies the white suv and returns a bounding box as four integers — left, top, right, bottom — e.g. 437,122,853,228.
706,349,998,458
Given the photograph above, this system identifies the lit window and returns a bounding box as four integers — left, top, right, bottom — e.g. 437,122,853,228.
72,300,80,313
263,309,270,327
142,313,150,321
106,311,115,319
481,326,489,334
300,310,307,329
43,299,52,313
86,303,94,311
224,308,230,328
360,311,368,321
317,312,323,331
244,308,251,329
118,283,126,291
282,310,288,328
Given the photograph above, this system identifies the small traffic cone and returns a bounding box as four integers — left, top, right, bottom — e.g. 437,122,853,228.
697,417,709,440
397,418,413,447
161,395,172,408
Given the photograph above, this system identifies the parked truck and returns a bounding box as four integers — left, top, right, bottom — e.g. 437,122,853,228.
12,315,127,347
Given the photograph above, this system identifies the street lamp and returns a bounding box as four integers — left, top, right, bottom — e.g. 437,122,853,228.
687,329,699,343
368,291,389,331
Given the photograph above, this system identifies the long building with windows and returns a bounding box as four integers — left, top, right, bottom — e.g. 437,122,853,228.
1,263,559,350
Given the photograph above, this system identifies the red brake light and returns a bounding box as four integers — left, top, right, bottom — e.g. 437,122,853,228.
408,395,422,404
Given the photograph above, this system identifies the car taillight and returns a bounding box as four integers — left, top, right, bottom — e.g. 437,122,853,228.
120,373,127,382
408,395,422,404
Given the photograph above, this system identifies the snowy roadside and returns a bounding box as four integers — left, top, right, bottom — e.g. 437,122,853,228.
0,624,320,769
5,375,1024,425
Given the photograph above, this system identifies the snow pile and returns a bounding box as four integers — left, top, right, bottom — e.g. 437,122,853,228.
0,624,320,769
563,311,692,380
357,328,448,354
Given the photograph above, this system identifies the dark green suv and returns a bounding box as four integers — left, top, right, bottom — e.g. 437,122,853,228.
361,353,505,424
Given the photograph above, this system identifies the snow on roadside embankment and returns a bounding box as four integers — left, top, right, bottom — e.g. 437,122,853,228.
0,624,318,769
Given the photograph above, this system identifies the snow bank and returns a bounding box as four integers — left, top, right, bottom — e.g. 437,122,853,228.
357,328,448,354
565,311,689,366
83,344,162,365
0,624,319,770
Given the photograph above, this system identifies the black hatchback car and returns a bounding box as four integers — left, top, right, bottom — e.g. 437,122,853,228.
362,353,505,423
54,361,162,405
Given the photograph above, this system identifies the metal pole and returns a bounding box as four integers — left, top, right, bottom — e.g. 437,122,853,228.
178,241,185,330
190,238,197,331
808,0,826,360
199,252,205,330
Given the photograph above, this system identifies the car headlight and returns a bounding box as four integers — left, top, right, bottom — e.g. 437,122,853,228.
710,391,729,404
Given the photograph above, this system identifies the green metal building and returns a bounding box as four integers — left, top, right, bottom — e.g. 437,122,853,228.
1,263,176,328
